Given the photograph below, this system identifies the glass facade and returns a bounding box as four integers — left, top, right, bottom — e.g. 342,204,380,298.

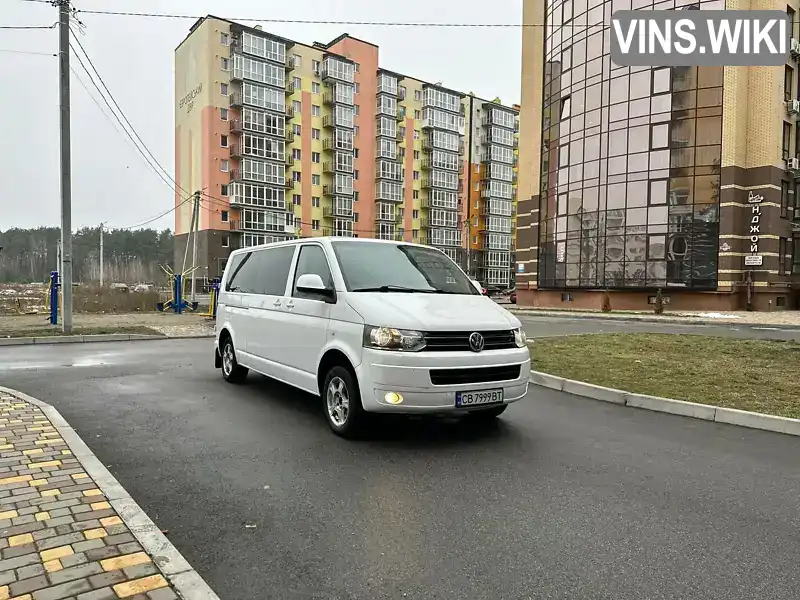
539,0,722,290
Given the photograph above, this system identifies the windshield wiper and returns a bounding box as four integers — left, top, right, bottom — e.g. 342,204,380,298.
352,285,437,293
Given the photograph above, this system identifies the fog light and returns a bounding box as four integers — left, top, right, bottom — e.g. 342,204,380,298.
384,392,404,404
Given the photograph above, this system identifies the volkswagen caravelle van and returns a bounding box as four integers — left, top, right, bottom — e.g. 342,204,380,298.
214,237,531,438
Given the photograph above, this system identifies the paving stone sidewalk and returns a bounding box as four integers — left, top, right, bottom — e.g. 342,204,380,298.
0,394,180,600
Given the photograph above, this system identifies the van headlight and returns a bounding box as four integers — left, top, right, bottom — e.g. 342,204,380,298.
513,328,527,348
363,326,426,352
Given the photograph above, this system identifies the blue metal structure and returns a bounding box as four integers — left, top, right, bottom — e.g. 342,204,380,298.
49,271,59,325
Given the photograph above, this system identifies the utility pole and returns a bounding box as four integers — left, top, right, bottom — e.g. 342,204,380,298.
58,0,73,333
190,191,200,302
99,223,104,287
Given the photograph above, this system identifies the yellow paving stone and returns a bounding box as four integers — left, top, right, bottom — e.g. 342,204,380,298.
41,489,59,497
0,475,31,486
0,510,18,520
22,449,43,456
61,450,72,455
83,528,107,540
83,489,103,497
43,559,62,572
29,480,47,487
9,534,33,547
29,460,60,468
0,445,13,451
34,512,50,521
71,473,89,480
113,575,168,597
40,545,73,561
100,552,151,572
0,420,7,424
9,594,31,600
7,420,22,425
100,516,122,527
34,439,55,445
90,502,111,510
0,585,8,600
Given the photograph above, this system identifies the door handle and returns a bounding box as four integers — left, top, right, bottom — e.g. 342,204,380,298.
273,299,282,307
286,301,295,310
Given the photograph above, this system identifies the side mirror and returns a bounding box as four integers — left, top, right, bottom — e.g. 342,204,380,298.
296,273,335,301
470,279,483,294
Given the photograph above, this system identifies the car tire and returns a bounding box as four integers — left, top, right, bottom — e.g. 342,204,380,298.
322,365,366,438
467,405,507,420
220,337,248,384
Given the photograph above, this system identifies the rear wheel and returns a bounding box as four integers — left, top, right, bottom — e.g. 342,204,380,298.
467,405,507,421
323,365,366,438
220,337,248,383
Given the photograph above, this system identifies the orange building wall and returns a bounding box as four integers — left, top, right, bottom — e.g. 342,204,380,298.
328,37,378,234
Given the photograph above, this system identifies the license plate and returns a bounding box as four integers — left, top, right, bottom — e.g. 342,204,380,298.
456,389,504,407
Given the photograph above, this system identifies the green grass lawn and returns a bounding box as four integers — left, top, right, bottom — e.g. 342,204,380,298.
530,333,800,419
2,326,163,338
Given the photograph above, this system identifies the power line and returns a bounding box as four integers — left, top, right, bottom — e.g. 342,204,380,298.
0,24,56,29
70,8,593,28
0,48,56,56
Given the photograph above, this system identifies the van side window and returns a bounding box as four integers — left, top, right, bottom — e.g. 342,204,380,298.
251,246,296,295
292,245,333,298
224,252,249,292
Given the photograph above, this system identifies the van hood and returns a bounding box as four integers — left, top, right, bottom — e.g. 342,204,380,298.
344,292,521,331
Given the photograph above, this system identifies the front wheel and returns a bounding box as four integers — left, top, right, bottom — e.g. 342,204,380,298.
322,366,366,438
220,338,248,383
467,405,507,421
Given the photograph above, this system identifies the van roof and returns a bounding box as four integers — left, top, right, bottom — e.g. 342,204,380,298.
228,236,431,256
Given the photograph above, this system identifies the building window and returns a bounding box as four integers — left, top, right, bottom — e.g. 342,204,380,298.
312,105,321,116
293,148,302,160
354,148,359,158
414,150,420,160
312,128,320,140
293,124,301,135
312,59,320,74
221,210,229,222
293,171,301,183
412,209,419,218
355,82,360,93
785,66,794,102
293,194,301,205
354,191,359,202
312,174,321,185
413,190,419,200
413,171,420,180
220,32,229,46
560,96,571,121
414,110,421,120
779,237,792,275
312,82,320,94
220,135,228,148
293,54,302,67
220,83,228,96
220,159,229,172
312,152,320,163
222,235,230,248
354,125,360,137
293,100,301,113
414,90,421,101
220,184,229,197
312,196,320,207
221,57,229,71
312,219,320,230
794,238,800,274
354,170,359,180
220,108,228,121
293,76,301,89
783,122,792,160
781,180,791,218
414,130,419,140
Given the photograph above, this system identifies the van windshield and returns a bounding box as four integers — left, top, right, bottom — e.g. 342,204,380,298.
331,241,479,295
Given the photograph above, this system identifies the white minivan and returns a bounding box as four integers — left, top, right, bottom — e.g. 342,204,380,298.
214,237,531,437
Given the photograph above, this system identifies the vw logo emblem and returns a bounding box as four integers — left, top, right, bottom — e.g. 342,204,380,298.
468,332,485,352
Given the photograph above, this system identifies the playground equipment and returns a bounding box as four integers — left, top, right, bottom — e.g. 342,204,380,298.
48,271,60,325
199,277,221,319
156,265,200,314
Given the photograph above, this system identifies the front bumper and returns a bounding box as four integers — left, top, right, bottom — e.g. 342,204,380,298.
355,346,531,414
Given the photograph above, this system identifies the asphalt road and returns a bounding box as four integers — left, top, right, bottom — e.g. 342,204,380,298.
516,314,800,341
1,340,799,600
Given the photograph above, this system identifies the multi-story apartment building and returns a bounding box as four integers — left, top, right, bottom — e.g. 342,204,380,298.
517,0,800,311
173,16,519,288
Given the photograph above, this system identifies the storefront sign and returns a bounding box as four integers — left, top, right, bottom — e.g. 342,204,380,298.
517,263,525,273
747,190,764,258
744,255,763,266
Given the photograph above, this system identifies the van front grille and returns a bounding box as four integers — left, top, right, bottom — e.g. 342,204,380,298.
423,330,516,352
429,364,522,386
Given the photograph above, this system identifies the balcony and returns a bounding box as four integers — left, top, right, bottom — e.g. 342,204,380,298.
421,139,434,153
285,81,295,95
229,144,242,159
285,176,297,189
322,115,335,128
322,137,335,151
229,93,243,108
322,92,335,106
421,159,433,170
375,212,396,222
285,56,295,71
285,131,295,143
418,217,429,229
323,161,336,174
285,155,295,167
286,106,295,119
323,204,354,218
396,108,406,122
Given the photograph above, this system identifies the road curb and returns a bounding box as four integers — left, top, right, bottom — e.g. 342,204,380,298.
511,309,800,330
0,385,221,600
529,371,800,437
0,333,215,346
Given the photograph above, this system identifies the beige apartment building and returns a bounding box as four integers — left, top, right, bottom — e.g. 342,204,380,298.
174,16,520,288
517,0,800,311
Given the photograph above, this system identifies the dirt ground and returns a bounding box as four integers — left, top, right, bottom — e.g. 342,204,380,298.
0,312,215,338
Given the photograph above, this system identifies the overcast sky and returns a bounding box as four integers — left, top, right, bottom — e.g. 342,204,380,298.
1,0,523,232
